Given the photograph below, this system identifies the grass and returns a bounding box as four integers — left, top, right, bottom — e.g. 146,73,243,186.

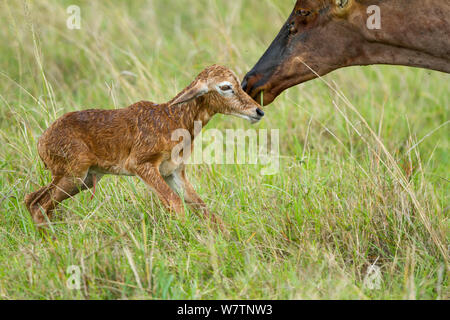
0,0,448,299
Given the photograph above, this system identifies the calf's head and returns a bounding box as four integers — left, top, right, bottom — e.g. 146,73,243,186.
171,65,265,123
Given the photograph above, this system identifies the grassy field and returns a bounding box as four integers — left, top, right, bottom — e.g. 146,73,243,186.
0,0,448,299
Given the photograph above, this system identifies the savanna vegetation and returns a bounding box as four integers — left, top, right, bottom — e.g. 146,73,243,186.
0,0,448,299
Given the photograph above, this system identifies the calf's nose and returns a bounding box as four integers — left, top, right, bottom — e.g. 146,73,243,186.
256,108,265,117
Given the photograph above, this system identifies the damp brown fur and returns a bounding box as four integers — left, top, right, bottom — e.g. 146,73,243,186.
25,65,264,231
243,0,450,105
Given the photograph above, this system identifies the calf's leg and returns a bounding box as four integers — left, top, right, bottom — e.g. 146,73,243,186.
165,167,225,230
25,185,51,213
28,172,90,228
135,164,185,218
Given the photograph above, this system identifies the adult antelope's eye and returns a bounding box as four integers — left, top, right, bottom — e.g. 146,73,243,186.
296,9,311,16
219,85,232,91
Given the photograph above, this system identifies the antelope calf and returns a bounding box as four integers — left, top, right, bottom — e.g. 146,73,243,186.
25,65,264,230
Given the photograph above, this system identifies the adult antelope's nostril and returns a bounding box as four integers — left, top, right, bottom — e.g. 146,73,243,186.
242,71,262,96
256,108,265,117
242,77,249,92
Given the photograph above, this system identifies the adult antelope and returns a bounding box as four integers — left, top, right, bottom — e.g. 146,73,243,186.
243,0,450,105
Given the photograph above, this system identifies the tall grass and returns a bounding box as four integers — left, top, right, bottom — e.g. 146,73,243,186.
0,0,448,299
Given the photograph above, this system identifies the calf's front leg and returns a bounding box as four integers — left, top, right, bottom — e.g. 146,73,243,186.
166,166,225,230
135,164,185,218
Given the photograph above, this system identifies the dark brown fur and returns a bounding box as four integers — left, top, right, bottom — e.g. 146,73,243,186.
25,65,263,230
243,0,450,105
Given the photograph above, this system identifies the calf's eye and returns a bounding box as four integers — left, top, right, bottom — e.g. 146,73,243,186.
219,85,232,91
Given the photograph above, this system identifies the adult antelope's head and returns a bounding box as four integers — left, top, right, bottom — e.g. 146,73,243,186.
243,0,450,105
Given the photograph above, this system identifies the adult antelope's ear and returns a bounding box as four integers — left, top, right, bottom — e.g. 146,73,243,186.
170,81,208,106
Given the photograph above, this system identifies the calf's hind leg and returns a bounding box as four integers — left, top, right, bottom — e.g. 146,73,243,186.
25,185,50,213
26,177,61,226
28,171,90,228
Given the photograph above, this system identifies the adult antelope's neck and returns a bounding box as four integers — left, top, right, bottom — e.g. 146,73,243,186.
350,0,450,72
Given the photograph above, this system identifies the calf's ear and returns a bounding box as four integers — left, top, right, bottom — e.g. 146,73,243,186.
335,0,348,8
170,81,209,106
333,0,353,17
